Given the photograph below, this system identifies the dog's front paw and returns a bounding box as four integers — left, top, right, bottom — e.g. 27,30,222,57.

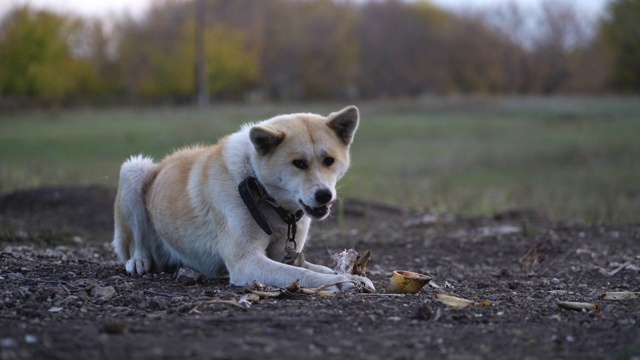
331,274,375,292
346,274,375,292
125,257,151,276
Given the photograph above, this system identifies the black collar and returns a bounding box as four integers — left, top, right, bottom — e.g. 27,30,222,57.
238,177,304,236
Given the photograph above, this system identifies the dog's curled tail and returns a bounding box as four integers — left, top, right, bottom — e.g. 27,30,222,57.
112,155,158,269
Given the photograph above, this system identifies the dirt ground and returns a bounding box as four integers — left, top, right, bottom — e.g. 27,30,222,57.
0,186,638,360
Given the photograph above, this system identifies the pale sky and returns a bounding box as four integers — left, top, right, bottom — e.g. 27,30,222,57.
0,0,155,19
0,0,609,20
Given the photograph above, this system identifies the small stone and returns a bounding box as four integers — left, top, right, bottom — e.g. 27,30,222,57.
24,335,38,344
102,321,128,334
8,273,25,280
91,286,117,301
176,268,203,286
0,337,17,348
416,303,433,320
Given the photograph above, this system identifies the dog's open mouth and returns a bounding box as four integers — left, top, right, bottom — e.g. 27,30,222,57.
304,204,330,218
300,199,335,219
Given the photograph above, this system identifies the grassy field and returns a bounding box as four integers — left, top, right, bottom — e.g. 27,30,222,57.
1,97,639,223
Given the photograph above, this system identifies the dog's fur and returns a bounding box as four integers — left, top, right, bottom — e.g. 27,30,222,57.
112,106,374,291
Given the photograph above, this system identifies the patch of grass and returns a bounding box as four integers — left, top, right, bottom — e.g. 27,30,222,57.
1,97,639,223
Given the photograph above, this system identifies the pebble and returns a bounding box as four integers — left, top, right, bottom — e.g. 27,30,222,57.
176,268,203,286
8,273,25,280
24,335,38,344
91,286,117,301
1,337,17,348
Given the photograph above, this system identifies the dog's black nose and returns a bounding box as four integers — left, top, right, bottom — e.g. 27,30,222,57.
315,189,333,204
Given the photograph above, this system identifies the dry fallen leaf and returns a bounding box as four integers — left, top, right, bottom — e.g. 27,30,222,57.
557,301,600,312
356,249,371,277
238,293,261,308
603,291,638,301
252,280,267,291
332,248,371,276
435,293,474,308
388,270,431,294
283,280,301,294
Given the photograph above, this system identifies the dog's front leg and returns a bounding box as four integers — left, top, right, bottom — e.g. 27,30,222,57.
300,258,336,274
300,258,375,291
227,252,374,291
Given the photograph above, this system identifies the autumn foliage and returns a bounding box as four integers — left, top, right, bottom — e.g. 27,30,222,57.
0,0,637,105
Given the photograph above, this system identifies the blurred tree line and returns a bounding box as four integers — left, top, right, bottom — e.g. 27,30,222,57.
0,0,638,106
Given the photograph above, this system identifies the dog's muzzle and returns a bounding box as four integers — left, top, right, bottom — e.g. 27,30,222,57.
299,198,336,219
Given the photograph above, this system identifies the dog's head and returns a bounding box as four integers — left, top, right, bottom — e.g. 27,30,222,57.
249,106,359,220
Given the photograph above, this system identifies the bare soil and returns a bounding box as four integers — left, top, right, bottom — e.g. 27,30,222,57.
0,186,638,360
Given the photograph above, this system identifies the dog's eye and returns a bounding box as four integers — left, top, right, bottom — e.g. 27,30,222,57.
292,160,307,170
323,157,334,167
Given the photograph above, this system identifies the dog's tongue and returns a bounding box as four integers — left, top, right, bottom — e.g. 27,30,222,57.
315,198,336,212
307,204,329,218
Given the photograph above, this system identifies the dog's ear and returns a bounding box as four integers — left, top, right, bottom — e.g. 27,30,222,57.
250,126,285,155
327,106,359,146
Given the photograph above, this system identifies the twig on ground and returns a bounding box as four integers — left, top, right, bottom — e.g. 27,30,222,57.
599,261,631,277
189,299,248,313
6,273,77,288
143,290,175,297
245,280,357,299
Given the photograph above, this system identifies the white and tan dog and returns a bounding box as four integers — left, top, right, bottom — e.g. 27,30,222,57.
112,106,374,291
